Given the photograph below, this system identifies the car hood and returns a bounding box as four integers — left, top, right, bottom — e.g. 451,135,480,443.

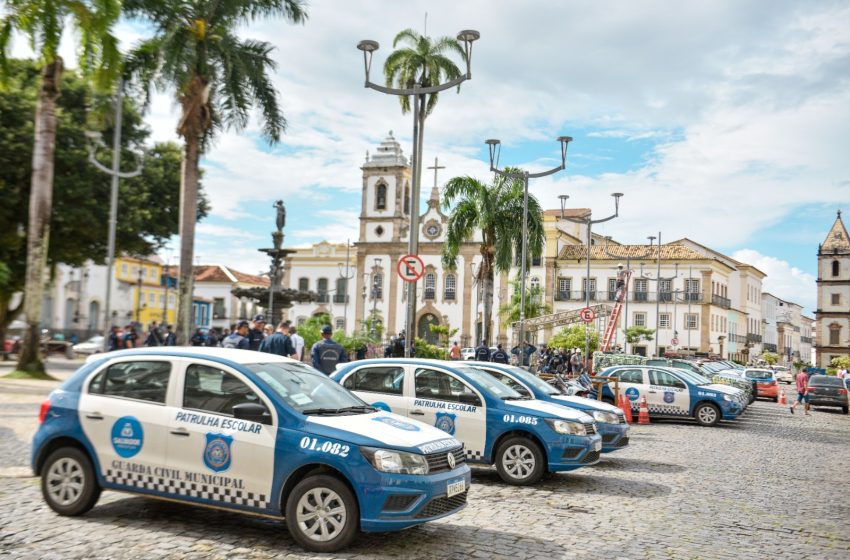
703,384,741,396
304,411,461,454
550,394,620,413
504,399,594,423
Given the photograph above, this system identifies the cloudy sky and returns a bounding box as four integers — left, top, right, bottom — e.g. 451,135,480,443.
11,0,850,314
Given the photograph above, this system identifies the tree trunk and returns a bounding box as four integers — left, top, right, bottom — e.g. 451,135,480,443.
481,250,495,345
16,59,62,374
176,135,201,345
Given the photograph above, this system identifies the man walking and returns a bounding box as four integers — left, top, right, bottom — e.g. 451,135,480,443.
259,321,297,358
290,326,305,361
311,325,348,375
491,344,509,364
144,322,162,347
222,321,251,350
475,340,490,362
247,314,267,351
449,341,461,360
163,324,176,346
790,368,811,415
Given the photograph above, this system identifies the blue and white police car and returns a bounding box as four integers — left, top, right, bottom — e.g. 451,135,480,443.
32,348,471,552
596,365,744,426
464,362,630,452
331,359,603,486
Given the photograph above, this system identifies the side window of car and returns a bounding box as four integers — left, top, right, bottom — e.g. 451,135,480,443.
414,368,481,406
345,367,404,395
649,370,686,389
482,370,530,396
616,368,645,384
89,361,171,404
183,364,262,416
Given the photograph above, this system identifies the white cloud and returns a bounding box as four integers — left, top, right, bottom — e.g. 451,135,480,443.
196,223,261,240
732,249,816,313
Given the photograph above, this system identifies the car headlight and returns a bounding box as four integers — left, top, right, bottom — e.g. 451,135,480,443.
360,447,429,475
723,394,731,401
545,419,587,436
592,411,618,424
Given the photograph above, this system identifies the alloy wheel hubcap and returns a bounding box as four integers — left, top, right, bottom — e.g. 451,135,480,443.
503,445,535,479
296,487,347,542
46,457,84,506
699,407,716,423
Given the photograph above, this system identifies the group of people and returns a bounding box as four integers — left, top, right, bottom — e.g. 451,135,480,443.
108,314,348,375
446,339,589,375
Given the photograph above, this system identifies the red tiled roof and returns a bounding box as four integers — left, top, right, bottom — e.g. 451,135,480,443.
193,265,269,287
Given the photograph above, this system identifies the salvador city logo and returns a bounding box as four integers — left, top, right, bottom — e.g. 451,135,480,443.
372,416,420,431
663,391,675,404
434,412,457,435
203,433,234,472
625,387,640,401
111,416,144,458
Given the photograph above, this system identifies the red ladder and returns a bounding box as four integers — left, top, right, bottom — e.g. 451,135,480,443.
599,271,631,352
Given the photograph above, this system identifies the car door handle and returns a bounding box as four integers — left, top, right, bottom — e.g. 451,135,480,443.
648,391,657,394
170,429,190,437
410,410,425,416
85,413,104,420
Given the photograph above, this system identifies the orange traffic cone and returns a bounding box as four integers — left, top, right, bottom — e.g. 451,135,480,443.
637,396,651,425
619,393,633,423
778,389,786,405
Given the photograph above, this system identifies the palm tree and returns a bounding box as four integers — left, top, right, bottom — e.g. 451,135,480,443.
0,0,120,375
124,0,307,343
441,170,545,344
498,278,552,326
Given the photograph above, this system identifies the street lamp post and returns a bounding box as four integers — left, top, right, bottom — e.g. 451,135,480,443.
337,240,355,335
558,193,623,360
485,137,572,348
370,258,380,339
357,30,480,357
603,236,653,353
639,232,679,357
135,264,143,324
85,79,143,350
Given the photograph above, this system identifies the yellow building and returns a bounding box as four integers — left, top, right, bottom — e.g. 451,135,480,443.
115,255,177,327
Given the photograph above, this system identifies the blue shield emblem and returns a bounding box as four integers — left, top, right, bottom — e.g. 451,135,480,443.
625,387,640,401
203,433,233,472
434,413,456,435
663,391,675,404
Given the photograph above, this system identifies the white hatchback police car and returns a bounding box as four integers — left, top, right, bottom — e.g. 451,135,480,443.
31,348,471,552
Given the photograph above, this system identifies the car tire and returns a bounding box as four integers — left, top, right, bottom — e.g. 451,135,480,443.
41,447,101,516
495,436,545,486
694,402,721,427
285,474,359,553
772,396,779,403
842,406,848,415
748,394,756,405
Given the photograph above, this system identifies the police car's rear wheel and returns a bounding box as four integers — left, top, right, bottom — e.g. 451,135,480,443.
41,447,100,516
694,403,720,427
286,475,358,552
495,437,545,486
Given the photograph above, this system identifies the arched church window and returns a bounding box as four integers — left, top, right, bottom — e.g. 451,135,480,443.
404,184,410,214
376,183,387,210
444,274,456,300
424,273,436,300
832,260,840,277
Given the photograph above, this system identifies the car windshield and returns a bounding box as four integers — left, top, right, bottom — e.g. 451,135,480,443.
745,370,773,379
670,369,710,386
245,362,370,415
809,376,842,386
700,362,726,373
453,367,524,399
495,365,561,396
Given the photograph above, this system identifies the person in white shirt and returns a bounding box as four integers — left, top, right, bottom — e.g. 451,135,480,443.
290,326,305,362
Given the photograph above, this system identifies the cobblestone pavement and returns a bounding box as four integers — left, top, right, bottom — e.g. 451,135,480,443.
1,374,848,559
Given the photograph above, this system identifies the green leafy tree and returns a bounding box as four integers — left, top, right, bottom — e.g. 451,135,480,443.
761,352,779,365
429,323,459,358
297,314,331,359
831,356,850,370
0,0,121,375
0,60,203,361
442,171,544,344
624,326,655,345
124,0,308,344
549,324,599,354
498,278,552,327
413,338,445,359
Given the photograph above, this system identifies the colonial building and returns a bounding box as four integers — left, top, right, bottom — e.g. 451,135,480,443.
814,210,850,368
192,265,269,332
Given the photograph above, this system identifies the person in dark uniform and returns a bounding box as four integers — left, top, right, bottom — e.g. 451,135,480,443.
475,340,490,362
163,325,176,346
107,326,123,351
247,314,266,351
259,321,297,358
491,344,509,364
311,325,348,374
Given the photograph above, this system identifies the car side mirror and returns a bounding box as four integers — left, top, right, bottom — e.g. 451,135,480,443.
233,402,271,425
516,386,531,397
459,393,482,407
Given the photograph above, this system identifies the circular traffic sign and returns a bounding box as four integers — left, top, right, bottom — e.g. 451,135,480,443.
671,337,679,346
579,307,596,323
397,254,425,283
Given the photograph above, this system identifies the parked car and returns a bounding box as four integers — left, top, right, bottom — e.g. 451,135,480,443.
743,368,779,402
772,366,793,384
464,361,631,453
332,358,603,485
460,347,475,360
713,369,757,405
72,335,105,355
35,347,471,552
807,375,849,414
595,365,744,426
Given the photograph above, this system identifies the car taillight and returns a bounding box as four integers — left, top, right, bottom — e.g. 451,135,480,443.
839,389,848,395
38,399,51,424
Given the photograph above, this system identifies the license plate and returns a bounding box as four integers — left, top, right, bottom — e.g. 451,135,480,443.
446,478,465,498
593,441,602,452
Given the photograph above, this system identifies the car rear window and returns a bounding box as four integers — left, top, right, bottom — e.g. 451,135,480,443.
745,370,773,379
809,376,842,386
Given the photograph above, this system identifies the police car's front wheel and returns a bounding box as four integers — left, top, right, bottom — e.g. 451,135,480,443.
41,447,101,516
495,437,545,485
694,403,720,427
285,475,359,552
